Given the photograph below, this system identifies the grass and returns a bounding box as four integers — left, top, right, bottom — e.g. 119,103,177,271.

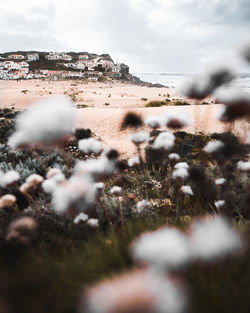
144,99,170,107
144,99,191,107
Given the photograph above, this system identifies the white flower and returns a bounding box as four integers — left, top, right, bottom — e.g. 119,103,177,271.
0,170,20,188
129,132,149,144
180,65,237,99
26,174,44,186
168,153,180,161
8,96,76,148
42,173,66,194
132,227,191,270
214,200,225,209
180,185,193,196
237,161,250,172
84,269,187,313
152,132,175,150
162,110,192,128
74,213,89,224
94,182,104,190
78,138,101,154
128,156,140,167
75,154,116,177
144,115,162,129
136,200,150,213
174,162,189,170
215,178,226,185
52,173,96,214
189,216,242,261
110,186,122,196
46,168,62,179
173,168,189,180
0,194,16,209
87,218,99,229
204,140,224,153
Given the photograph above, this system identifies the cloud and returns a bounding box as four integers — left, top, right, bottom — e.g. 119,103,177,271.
0,0,249,72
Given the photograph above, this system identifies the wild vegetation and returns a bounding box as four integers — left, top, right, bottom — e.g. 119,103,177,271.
0,100,249,312
1,47,250,312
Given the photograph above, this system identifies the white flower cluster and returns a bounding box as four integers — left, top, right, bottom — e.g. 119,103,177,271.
173,162,189,180
214,200,225,209
237,160,250,172
128,156,140,167
162,110,192,128
129,132,149,145
84,269,187,313
144,115,162,129
75,151,117,177
8,96,76,148
78,138,101,154
168,153,180,161
180,65,237,99
0,170,20,188
132,215,242,269
136,200,150,213
74,212,89,224
52,172,97,214
204,140,224,153
110,186,122,196
215,178,226,185
152,132,175,150
180,185,193,196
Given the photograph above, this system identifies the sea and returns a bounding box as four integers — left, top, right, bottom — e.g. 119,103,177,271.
133,73,250,92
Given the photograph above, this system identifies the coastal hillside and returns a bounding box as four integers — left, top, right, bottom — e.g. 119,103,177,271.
0,51,132,81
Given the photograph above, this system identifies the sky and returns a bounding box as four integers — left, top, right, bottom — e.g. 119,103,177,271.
0,0,250,73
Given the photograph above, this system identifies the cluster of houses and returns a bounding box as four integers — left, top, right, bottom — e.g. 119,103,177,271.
0,52,123,81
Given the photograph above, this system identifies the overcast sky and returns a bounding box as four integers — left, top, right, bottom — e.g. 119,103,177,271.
1,0,250,73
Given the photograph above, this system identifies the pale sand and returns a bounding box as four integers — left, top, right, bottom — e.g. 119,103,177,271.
0,80,248,158
0,79,180,109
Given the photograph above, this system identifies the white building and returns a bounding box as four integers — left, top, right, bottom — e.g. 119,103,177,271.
20,61,29,68
79,54,89,60
88,77,98,82
27,53,39,61
46,52,72,61
61,53,72,61
8,54,25,60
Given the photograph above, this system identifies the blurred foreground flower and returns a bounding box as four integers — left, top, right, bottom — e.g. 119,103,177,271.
189,215,242,261
6,217,37,244
152,132,175,151
203,140,224,154
8,96,76,148
215,89,250,122
180,65,237,99
0,170,20,188
145,115,162,129
237,160,250,172
129,132,149,145
83,269,187,313
131,227,191,270
74,213,89,224
162,110,192,129
132,215,242,269
0,194,16,210
173,162,189,180
52,172,96,214
78,138,101,154
180,185,193,196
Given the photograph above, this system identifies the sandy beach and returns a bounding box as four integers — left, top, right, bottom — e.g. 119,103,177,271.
0,79,248,158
